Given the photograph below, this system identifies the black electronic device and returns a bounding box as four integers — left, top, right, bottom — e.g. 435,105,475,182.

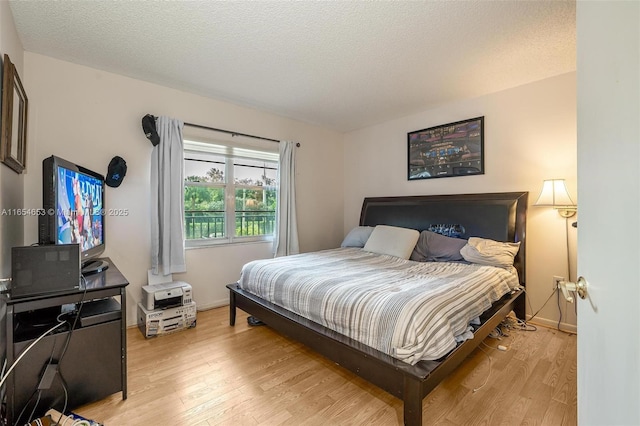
39,155,109,275
79,297,122,327
11,244,81,299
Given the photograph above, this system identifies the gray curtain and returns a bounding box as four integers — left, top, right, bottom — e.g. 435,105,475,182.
150,116,186,275
274,140,299,257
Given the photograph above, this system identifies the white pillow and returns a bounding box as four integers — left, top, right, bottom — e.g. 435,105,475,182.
460,237,521,268
363,225,420,259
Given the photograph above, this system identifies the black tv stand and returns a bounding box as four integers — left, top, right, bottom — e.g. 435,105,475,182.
1,257,128,425
82,259,110,275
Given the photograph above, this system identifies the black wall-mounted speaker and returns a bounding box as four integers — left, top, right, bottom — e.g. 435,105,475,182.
11,244,81,299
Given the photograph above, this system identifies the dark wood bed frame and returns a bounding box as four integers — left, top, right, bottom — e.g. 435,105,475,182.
227,192,528,425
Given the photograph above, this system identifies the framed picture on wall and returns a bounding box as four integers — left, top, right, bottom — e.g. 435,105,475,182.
408,116,484,180
1,54,28,174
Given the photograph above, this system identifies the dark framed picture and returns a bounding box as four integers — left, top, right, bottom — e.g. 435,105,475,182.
408,116,484,180
1,54,28,174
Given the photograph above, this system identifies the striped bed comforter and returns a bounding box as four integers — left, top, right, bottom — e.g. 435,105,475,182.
238,248,519,365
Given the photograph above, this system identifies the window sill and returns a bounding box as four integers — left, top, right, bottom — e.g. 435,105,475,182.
185,238,274,251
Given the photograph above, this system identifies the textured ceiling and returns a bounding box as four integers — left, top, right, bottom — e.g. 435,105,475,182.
9,1,575,132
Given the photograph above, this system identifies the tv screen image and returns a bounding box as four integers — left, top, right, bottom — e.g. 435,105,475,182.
56,165,104,251
40,155,108,274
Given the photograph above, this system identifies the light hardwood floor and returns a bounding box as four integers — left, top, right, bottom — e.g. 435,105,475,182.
76,307,577,425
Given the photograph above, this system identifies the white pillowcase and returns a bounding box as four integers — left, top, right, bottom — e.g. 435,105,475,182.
363,225,420,259
460,237,521,268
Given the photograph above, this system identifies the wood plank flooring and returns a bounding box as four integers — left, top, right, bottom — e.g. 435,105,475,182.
75,307,576,425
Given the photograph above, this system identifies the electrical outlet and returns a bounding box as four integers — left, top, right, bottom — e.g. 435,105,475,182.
553,276,565,291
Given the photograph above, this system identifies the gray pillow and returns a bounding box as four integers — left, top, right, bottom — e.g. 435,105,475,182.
410,230,467,262
341,226,374,248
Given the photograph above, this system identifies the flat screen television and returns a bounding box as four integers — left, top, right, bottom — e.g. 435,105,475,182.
39,155,108,275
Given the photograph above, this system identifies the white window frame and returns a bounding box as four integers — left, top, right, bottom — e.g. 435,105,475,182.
184,139,278,248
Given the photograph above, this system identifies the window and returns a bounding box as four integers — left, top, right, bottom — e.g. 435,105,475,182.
184,140,278,246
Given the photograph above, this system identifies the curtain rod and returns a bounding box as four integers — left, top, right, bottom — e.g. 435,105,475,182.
183,121,300,147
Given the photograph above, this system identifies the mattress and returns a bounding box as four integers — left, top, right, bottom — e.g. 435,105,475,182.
238,248,518,364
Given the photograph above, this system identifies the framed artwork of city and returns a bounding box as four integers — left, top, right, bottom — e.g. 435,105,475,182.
408,116,484,180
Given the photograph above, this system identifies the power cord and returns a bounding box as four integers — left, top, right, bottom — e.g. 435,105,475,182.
17,340,59,426
1,357,6,396
55,277,88,425
4,277,88,424
58,375,70,426
58,276,88,362
526,286,573,335
473,313,531,393
557,289,563,331
15,388,39,426
472,346,492,393
27,390,42,425
0,321,66,389
524,287,558,323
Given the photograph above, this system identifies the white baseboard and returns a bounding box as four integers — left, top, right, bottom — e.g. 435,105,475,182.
196,299,230,311
526,315,577,334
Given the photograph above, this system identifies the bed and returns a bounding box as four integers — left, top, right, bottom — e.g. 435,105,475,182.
227,192,527,425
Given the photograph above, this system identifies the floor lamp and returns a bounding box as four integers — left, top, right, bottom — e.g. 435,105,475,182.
535,179,586,302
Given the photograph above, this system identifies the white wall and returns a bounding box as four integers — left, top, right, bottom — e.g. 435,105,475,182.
23,53,344,324
0,2,25,278
343,73,578,329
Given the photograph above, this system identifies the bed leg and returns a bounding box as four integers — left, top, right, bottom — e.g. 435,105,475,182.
229,290,237,326
514,289,526,320
403,377,422,426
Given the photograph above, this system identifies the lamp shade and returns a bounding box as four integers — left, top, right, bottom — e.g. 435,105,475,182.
535,179,576,207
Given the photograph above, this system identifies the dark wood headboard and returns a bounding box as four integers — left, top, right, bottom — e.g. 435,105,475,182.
359,192,528,286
